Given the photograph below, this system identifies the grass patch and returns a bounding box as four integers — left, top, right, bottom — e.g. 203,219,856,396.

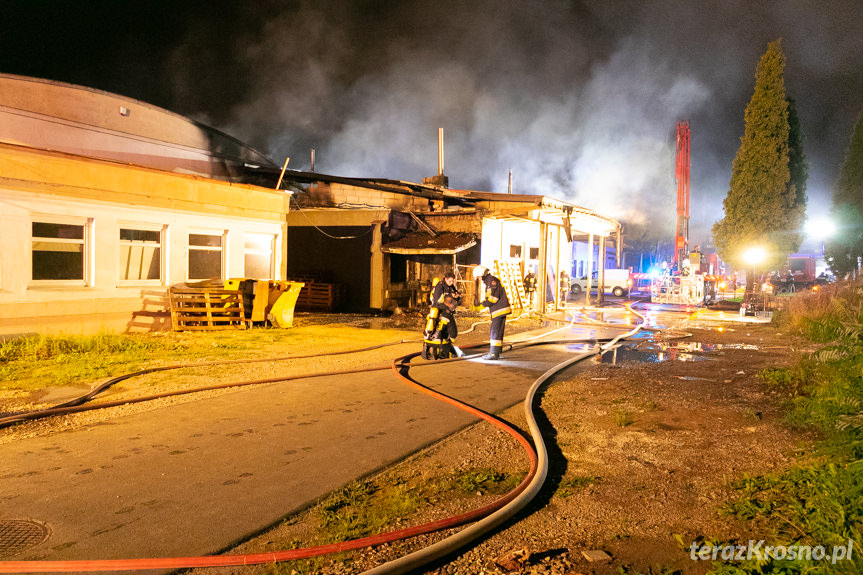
708,280,863,574
556,474,597,498
0,325,415,390
614,409,635,427
264,467,527,574
453,467,522,495
0,333,190,389
265,478,429,574
318,480,423,543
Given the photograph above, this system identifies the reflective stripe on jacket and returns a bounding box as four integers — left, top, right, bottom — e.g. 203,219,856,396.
481,274,511,318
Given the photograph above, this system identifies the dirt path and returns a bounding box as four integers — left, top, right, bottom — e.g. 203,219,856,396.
187,322,809,575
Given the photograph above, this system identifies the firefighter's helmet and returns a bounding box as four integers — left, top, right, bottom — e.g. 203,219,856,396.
472,265,488,279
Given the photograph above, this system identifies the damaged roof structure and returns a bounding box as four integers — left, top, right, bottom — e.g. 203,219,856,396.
278,169,621,312
0,73,622,334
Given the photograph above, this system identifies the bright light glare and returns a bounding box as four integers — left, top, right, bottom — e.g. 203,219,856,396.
805,217,835,239
743,246,766,265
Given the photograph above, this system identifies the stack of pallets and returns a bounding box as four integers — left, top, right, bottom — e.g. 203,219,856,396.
169,287,247,331
294,283,345,311
287,274,345,312
493,260,527,312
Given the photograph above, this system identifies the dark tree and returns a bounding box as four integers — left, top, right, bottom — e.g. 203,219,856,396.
787,97,808,230
712,40,805,286
826,110,863,278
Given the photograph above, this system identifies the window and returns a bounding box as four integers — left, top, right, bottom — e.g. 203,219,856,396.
529,247,539,260
188,232,223,280
32,221,86,281
509,244,522,258
244,233,274,279
119,227,161,282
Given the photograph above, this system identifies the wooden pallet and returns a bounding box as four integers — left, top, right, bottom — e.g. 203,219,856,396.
294,282,344,312
169,287,247,331
493,260,526,312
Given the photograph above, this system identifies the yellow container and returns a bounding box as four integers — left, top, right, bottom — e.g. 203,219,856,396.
224,279,305,328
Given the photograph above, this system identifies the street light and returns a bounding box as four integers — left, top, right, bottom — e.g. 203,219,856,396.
805,217,835,239
743,246,766,266
742,246,766,313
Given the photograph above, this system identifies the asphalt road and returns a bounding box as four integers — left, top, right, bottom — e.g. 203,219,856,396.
0,319,634,573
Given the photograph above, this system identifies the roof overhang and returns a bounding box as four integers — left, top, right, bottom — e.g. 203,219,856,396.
381,232,477,255
472,193,620,236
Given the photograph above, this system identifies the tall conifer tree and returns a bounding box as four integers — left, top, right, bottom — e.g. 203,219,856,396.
826,110,863,278
713,40,805,281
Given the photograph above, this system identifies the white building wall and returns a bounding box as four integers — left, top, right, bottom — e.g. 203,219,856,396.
480,219,503,267
0,190,283,334
481,219,541,269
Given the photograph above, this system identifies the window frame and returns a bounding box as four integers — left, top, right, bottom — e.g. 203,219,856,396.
243,232,275,279
187,229,225,281
29,215,92,287
117,222,166,286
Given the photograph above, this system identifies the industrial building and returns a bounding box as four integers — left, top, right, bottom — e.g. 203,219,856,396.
0,74,622,335
280,171,622,312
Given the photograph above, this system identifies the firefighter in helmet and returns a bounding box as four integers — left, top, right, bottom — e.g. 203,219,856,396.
473,265,511,360
431,271,461,307
422,293,459,360
523,266,537,307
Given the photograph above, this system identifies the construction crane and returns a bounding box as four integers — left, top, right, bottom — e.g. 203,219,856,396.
651,120,718,306
673,120,690,267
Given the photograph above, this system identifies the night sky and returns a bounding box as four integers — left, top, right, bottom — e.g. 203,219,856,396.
3,0,862,250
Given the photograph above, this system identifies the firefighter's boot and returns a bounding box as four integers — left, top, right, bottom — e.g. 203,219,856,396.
481,345,500,361
421,343,431,361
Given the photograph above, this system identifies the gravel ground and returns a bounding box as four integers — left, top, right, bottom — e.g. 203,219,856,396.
1,312,809,574
177,321,810,575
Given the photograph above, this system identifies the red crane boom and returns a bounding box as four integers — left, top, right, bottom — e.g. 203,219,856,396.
674,120,690,266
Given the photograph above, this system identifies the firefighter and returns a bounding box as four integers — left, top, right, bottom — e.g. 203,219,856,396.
431,271,461,307
422,293,459,360
523,267,537,308
559,271,570,305
472,265,511,360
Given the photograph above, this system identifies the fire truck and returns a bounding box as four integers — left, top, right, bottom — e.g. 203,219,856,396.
767,254,830,293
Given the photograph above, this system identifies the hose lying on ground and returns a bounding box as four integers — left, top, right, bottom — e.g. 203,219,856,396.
0,306,649,573
0,309,537,428
359,304,647,575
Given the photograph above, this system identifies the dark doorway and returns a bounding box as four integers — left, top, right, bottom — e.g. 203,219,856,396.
287,226,372,312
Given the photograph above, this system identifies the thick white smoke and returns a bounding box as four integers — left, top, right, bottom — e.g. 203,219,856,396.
190,0,863,247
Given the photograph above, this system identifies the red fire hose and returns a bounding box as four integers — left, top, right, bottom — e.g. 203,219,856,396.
0,350,537,573
0,308,647,574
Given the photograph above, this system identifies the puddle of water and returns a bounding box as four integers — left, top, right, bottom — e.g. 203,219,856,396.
599,340,761,365
602,347,710,364
657,341,760,352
